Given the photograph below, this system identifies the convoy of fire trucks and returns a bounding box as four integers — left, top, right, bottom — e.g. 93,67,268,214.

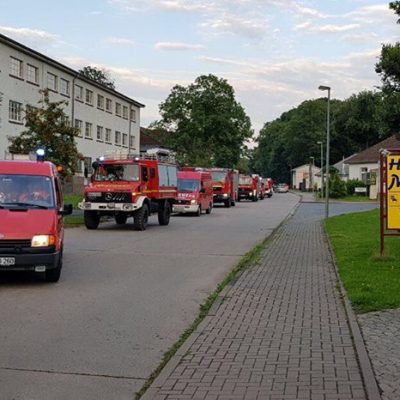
0,147,276,281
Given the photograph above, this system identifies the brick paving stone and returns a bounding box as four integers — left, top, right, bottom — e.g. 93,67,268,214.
144,204,369,399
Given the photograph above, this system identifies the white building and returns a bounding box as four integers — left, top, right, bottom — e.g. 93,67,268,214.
0,33,144,175
291,164,321,191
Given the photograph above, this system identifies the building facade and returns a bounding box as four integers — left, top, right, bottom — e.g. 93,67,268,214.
291,164,321,191
0,33,144,175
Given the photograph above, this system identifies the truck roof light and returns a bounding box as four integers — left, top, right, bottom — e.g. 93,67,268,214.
36,148,45,162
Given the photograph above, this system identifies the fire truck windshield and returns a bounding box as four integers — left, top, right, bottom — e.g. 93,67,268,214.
177,179,200,192
94,164,140,182
211,172,226,182
0,175,55,208
239,176,253,185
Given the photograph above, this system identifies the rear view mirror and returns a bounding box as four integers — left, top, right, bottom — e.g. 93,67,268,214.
60,204,73,216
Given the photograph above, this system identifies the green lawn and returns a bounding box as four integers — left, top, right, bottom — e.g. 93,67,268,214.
64,194,83,209
326,208,400,314
65,215,84,227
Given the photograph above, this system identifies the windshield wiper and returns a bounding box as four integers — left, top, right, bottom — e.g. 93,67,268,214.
8,202,49,209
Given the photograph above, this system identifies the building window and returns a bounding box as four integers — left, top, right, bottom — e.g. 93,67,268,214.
115,131,121,145
75,85,83,101
122,105,128,119
84,157,93,176
130,109,136,122
85,89,93,105
47,72,57,91
75,119,83,137
10,57,23,78
9,101,23,122
27,64,39,84
97,94,104,110
115,102,121,117
129,135,135,149
85,122,93,139
122,133,128,147
60,78,70,96
105,128,112,143
97,126,104,142
106,98,112,113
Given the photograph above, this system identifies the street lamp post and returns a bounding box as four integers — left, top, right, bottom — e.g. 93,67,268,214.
317,141,323,198
318,85,331,219
309,156,315,193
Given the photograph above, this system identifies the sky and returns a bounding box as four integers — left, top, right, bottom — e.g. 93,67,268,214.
0,0,398,138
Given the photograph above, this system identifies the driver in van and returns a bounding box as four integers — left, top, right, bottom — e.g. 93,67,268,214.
19,180,50,202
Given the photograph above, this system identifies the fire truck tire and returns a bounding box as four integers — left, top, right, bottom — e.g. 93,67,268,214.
134,204,149,231
231,199,236,206
196,205,201,217
115,213,128,225
224,199,231,208
237,197,241,202
46,254,62,283
206,203,212,214
158,201,171,225
84,211,100,229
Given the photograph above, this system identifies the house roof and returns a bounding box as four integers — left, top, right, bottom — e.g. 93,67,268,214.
346,135,400,164
291,164,321,172
0,33,145,108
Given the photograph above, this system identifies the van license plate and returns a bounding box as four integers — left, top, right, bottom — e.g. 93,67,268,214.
0,257,15,266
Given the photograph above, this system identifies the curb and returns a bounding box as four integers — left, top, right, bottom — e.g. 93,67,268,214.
325,226,382,400
140,195,301,399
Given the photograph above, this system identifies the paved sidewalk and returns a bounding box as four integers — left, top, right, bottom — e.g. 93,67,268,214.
142,203,376,400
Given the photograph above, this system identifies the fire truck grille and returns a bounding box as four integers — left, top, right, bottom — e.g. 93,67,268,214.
213,187,222,192
89,192,132,203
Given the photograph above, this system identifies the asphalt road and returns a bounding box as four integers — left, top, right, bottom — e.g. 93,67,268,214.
0,193,299,400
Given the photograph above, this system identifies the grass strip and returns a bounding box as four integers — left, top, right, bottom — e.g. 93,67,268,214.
64,194,83,210
65,215,84,227
326,208,400,314
134,239,269,399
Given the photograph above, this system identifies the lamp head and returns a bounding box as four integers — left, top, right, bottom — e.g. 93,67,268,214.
318,85,330,91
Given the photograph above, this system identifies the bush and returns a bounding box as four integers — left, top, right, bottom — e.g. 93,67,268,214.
330,173,347,198
346,179,366,196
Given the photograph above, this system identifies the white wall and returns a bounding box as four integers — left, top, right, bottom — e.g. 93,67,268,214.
292,164,321,190
348,163,378,181
0,40,141,171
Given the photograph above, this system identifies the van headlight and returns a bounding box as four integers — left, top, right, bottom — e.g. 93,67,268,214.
31,235,56,247
190,199,197,204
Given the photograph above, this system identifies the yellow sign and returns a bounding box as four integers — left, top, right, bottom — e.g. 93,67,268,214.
387,155,400,229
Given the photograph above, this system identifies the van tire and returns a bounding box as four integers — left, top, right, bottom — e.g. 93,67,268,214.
224,198,231,208
134,204,149,231
206,203,212,214
115,213,128,225
46,255,62,283
84,211,100,229
158,201,171,225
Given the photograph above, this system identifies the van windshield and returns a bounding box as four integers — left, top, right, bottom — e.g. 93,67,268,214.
177,179,200,192
93,163,139,182
0,175,55,209
211,172,226,182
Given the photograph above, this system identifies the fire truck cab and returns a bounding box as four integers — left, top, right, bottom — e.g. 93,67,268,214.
208,168,238,208
238,174,260,202
173,169,213,216
0,156,72,282
79,149,177,231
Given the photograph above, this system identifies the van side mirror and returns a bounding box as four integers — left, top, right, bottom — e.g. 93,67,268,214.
60,204,73,216
200,188,205,193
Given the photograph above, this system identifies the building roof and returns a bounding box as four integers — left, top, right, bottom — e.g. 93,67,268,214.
346,135,400,164
0,33,145,108
291,164,321,172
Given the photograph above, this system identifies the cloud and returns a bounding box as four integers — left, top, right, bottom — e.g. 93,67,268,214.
154,42,205,51
295,22,360,34
105,37,135,46
0,25,59,43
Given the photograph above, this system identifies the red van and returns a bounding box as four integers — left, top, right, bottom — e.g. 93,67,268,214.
173,170,213,216
0,159,72,282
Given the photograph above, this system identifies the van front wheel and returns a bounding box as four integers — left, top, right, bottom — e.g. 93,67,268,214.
46,255,62,283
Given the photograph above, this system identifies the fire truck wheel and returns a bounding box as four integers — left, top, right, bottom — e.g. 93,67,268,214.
206,203,212,214
134,204,149,231
196,205,201,217
231,199,236,206
224,199,231,208
84,211,100,229
46,254,62,283
115,213,128,225
158,201,171,225
237,197,241,202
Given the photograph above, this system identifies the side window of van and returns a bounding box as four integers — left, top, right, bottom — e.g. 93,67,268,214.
54,178,62,208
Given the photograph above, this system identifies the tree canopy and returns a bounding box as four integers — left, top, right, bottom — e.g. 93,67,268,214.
152,74,253,167
79,66,116,90
8,89,81,177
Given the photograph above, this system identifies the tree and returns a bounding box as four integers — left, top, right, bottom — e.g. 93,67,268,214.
8,89,81,177
152,74,253,167
79,66,116,90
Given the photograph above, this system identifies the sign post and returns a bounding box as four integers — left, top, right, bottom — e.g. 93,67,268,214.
380,149,400,255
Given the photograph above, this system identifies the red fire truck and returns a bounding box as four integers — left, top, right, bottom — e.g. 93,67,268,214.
238,174,260,202
207,168,238,208
79,149,177,231
173,169,213,216
263,177,274,198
